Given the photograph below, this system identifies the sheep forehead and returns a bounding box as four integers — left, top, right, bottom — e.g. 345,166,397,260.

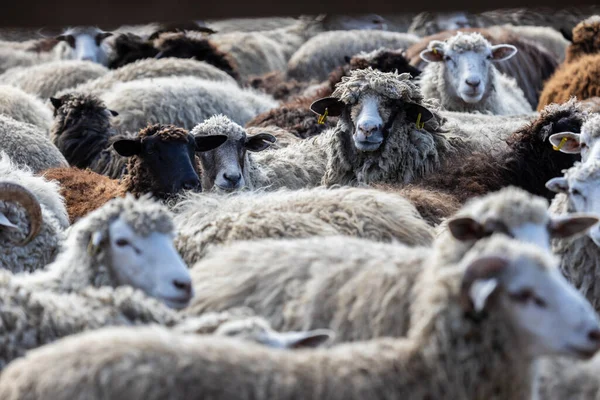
138,124,190,143
439,32,491,54
459,187,550,227
565,160,600,184
332,68,422,105
59,93,107,115
581,15,600,27
191,115,245,140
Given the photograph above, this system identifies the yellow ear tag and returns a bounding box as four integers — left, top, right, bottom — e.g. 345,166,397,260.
318,108,329,125
416,113,425,129
432,48,438,55
87,239,96,256
553,136,568,151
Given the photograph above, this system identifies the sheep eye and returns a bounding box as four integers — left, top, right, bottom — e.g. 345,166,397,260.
115,238,130,247
581,142,587,149
510,288,533,303
571,188,582,197
443,56,451,61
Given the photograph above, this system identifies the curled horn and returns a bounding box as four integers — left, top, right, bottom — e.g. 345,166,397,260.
460,256,508,312
0,182,42,246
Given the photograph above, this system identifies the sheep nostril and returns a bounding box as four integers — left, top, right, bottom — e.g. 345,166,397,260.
588,329,600,343
465,79,481,88
173,279,192,295
223,173,241,184
181,179,200,191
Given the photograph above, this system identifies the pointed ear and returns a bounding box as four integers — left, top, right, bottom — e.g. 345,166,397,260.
196,26,217,34
491,44,517,62
549,133,581,154
245,133,276,152
113,139,142,157
109,109,119,117
447,217,485,241
420,41,445,63
545,177,569,193
265,329,334,349
549,214,599,239
96,32,113,42
560,27,574,43
405,103,434,124
194,134,227,152
461,256,508,312
310,97,345,117
50,97,63,110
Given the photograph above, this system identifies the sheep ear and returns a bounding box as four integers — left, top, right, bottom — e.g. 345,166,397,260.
545,177,569,193
265,329,334,349
109,109,119,117
245,133,276,152
419,42,444,63
490,45,517,62
195,134,227,152
461,256,508,313
96,32,113,42
447,217,485,241
49,97,63,110
549,214,599,239
549,133,581,154
560,27,574,43
405,103,434,124
113,139,142,157
310,97,345,117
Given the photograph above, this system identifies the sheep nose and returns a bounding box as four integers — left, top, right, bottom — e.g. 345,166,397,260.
173,279,192,295
588,329,600,344
80,55,95,62
181,178,201,191
358,122,382,137
223,172,242,184
465,78,481,88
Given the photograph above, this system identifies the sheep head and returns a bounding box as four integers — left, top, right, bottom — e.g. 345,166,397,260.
550,114,600,163
56,26,112,66
565,15,600,62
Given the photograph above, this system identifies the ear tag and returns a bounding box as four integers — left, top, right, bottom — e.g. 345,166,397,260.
416,113,425,129
432,48,438,55
317,108,329,125
553,137,568,151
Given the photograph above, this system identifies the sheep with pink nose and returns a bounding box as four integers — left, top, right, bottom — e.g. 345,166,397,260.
419,31,532,115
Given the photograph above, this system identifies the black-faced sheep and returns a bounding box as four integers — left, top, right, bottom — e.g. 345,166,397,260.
3,236,599,400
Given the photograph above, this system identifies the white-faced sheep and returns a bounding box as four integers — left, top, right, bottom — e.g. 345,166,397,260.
0,115,68,174
419,32,532,115
55,26,113,66
0,153,69,273
547,160,600,311
173,186,434,264
186,187,596,340
0,84,53,130
0,60,108,99
550,114,600,163
285,30,419,82
101,77,278,135
3,236,599,400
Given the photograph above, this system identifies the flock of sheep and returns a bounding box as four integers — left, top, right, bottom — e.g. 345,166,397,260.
0,6,599,399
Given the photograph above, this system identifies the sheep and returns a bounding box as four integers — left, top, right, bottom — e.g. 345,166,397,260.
0,115,68,174
0,60,108,99
3,235,599,400
414,99,586,202
42,124,227,222
205,16,297,33
581,97,600,114
173,186,434,264
406,27,558,108
500,24,570,63
186,187,596,339
55,26,113,65
59,58,235,98
408,11,476,36
101,77,278,134
563,15,600,63
538,54,600,111
547,160,600,312
286,30,419,82
550,114,600,163
0,84,53,130
419,32,532,115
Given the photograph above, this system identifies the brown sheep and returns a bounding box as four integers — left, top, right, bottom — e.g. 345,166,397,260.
564,15,600,63
41,124,226,223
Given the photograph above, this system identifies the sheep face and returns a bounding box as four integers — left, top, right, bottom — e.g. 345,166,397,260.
462,239,600,359
103,216,193,309
420,33,517,104
56,27,112,66
547,160,600,247
113,127,227,198
550,115,600,163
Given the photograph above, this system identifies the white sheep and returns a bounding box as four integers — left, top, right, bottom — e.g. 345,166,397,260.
0,60,108,99
550,114,600,163
0,115,68,173
419,31,533,115
547,160,600,311
101,77,278,134
0,84,53,130
2,235,598,400
56,26,113,66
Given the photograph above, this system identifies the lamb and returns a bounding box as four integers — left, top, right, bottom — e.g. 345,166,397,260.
0,84,53,130
0,60,108,99
550,114,600,163
42,124,227,222
173,186,434,264
55,26,113,65
563,15,600,63
186,187,596,339
60,58,235,98
101,77,278,134
0,115,68,174
3,235,599,400
286,30,419,82
537,54,600,111
547,160,600,311
419,32,533,115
